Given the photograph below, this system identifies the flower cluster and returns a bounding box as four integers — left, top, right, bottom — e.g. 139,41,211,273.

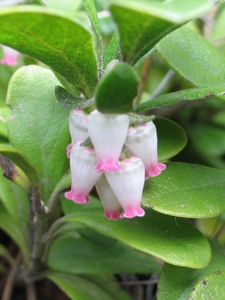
0,45,19,66
64,109,166,220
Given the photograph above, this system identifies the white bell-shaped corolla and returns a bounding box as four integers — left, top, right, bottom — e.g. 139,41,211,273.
67,109,88,158
0,45,19,66
64,142,101,204
87,110,129,172
105,157,145,219
125,121,166,179
95,174,121,220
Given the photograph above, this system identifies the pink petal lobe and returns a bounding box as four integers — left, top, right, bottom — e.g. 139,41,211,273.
121,206,145,219
64,190,89,204
104,210,121,220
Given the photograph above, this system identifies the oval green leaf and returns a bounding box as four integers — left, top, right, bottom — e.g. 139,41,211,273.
0,6,98,97
110,0,214,65
65,208,211,269
6,66,70,202
95,62,139,113
157,239,225,300
156,26,225,86
143,162,225,218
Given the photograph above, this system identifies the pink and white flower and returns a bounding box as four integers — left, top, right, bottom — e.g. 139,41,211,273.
95,174,121,220
67,109,88,158
105,157,145,219
87,110,129,172
125,121,166,179
64,142,101,204
0,45,19,66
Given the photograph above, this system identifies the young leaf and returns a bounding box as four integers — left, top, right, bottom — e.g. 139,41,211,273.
156,26,225,86
143,162,225,218
55,86,94,110
65,208,211,269
46,272,132,300
109,0,214,65
95,62,139,113
47,229,161,274
0,6,98,97
83,0,103,78
104,32,119,69
0,144,40,190
157,239,225,300
6,66,70,202
135,84,225,111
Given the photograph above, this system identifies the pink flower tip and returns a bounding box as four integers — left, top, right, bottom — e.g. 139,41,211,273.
104,210,121,220
121,206,145,219
145,163,166,179
94,161,122,172
64,190,90,204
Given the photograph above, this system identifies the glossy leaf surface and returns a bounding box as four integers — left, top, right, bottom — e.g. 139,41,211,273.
65,208,211,269
143,162,225,218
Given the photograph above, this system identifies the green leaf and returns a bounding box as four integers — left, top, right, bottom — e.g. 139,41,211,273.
189,270,225,300
61,194,102,215
109,0,214,65
47,229,161,274
47,272,132,300
157,239,225,300
22,0,45,5
83,0,103,78
6,66,70,202
55,86,94,110
64,208,211,269
155,118,187,161
189,124,225,169
104,32,119,69
95,62,139,113
143,162,225,218
156,26,225,86
135,84,225,111
128,113,154,126
48,170,71,211
0,6,98,97
0,202,30,262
